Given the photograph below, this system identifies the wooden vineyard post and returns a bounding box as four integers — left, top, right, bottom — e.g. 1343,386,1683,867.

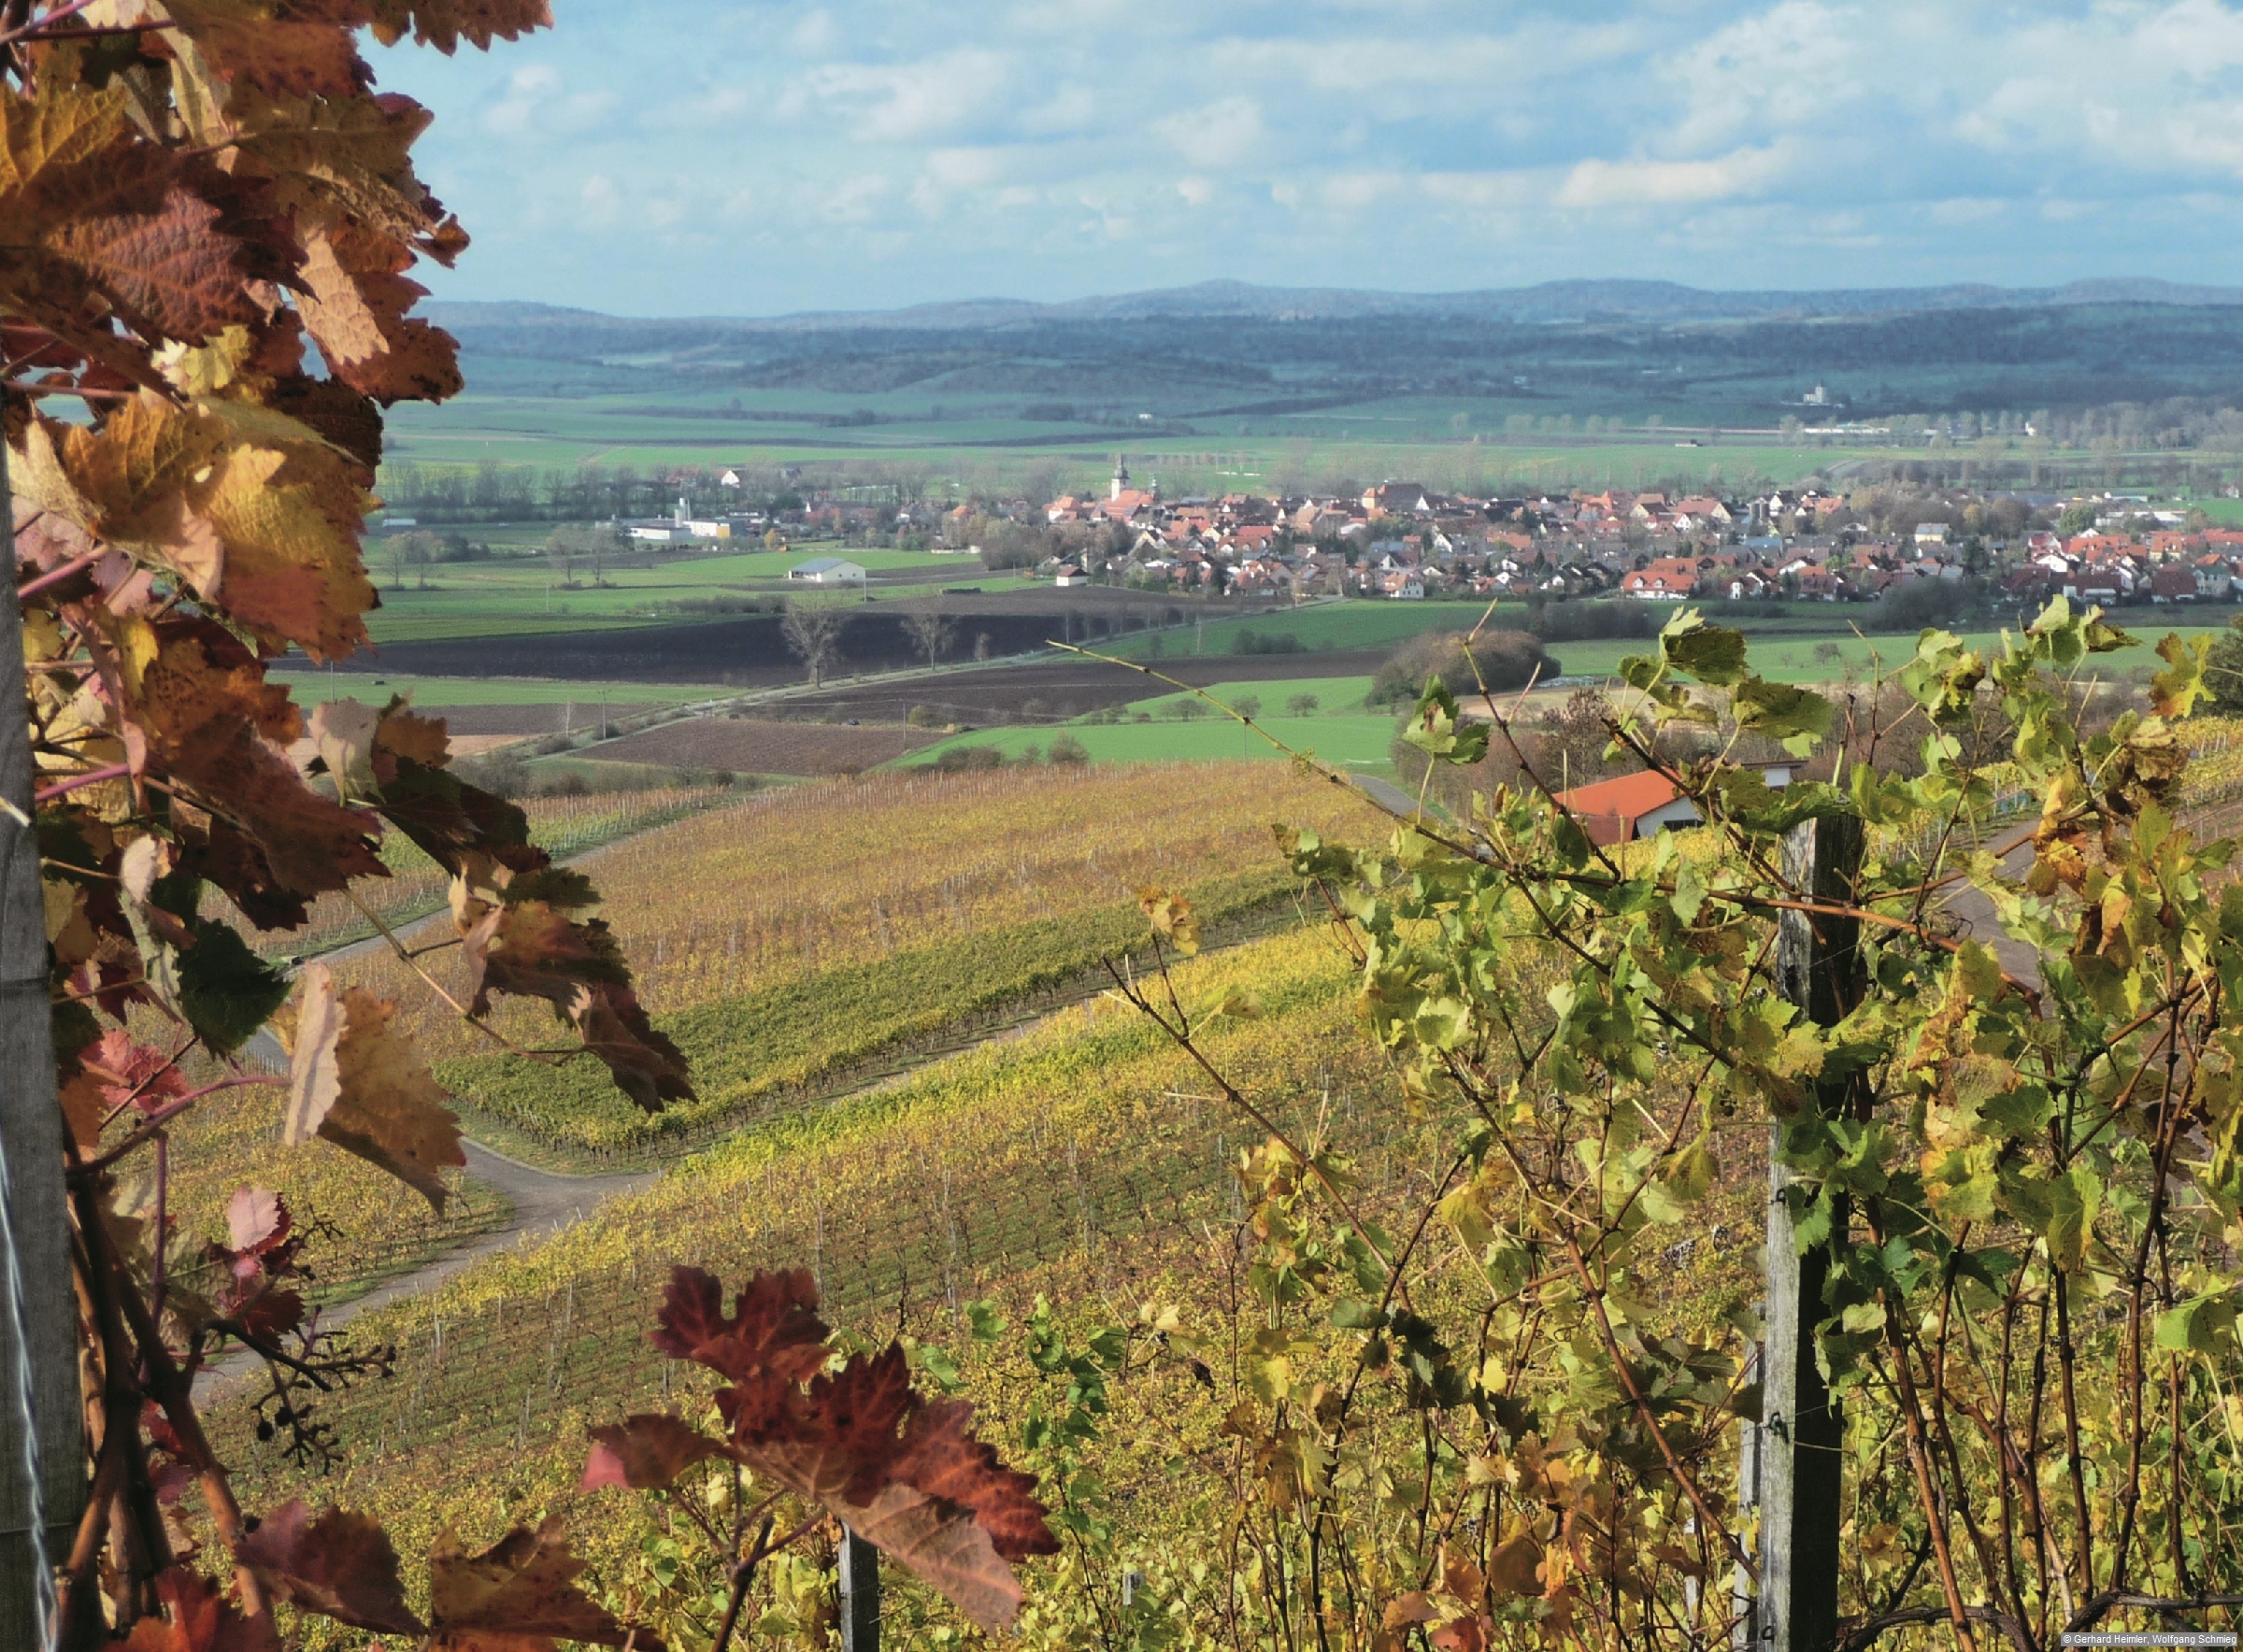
1751,813,1863,1652
839,1525,879,1652
0,422,88,1646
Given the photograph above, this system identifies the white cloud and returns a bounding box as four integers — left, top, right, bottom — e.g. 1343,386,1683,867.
791,8,839,54
1556,143,1793,207
1177,175,1214,206
579,174,621,227
820,174,893,222
1154,96,1264,169
805,50,1014,143
482,62,616,138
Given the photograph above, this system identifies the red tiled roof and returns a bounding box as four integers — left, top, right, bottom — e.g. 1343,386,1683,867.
1553,770,1688,844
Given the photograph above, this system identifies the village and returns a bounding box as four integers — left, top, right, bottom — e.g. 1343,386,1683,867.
1020,460,2243,609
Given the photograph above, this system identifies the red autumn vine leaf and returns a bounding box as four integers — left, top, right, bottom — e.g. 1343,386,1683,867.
81,1029,192,1117
649,1264,831,1382
587,1268,1058,1631
236,1500,424,1636
426,1514,647,1652
119,1567,278,1652
580,1411,723,1493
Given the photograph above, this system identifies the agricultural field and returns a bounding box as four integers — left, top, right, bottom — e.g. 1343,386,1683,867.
270,671,732,709
563,717,938,776
353,545,1007,644
902,712,1401,774
1102,600,1501,660
325,762,1383,1157
245,785,735,960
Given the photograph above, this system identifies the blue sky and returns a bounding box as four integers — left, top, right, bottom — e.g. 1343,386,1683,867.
373,0,2243,317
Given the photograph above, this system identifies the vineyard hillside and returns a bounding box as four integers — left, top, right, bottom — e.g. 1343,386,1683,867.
158,762,1380,1314
333,762,1381,1155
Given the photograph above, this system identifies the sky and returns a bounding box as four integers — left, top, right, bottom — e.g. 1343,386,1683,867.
371,0,2243,318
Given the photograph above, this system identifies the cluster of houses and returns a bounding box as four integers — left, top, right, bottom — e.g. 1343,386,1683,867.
1017,462,2243,607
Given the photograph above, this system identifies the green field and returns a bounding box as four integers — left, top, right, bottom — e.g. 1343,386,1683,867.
355,546,1009,642
900,712,1402,774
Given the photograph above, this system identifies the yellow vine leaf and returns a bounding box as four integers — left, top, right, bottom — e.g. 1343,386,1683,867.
285,963,464,1210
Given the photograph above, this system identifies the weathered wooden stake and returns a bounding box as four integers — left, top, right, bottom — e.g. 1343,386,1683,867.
1751,814,1863,1652
0,426,88,1646
839,1526,879,1652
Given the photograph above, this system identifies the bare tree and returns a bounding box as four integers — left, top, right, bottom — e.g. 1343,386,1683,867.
782,598,850,688
902,602,955,670
547,522,625,585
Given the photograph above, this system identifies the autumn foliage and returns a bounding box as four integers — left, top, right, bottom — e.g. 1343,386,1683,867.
1,0,1049,1645
583,1268,1058,1632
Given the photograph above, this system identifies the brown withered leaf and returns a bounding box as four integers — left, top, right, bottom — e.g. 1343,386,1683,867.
719,1345,1055,1630
891,1396,1065,1564
374,699,451,769
426,1515,647,1652
1138,885,1201,955
1484,1523,1544,1599
569,982,694,1114
651,1265,830,1384
614,1269,1056,1631
295,218,461,405
285,965,464,1209
170,719,385,898
1,83,284,365
120,1565,279,1652
236,1501,424,1635
30,396,376,662
458,898,627,1011
379,762,545,876
364,0,553,53
579,1413,723,1493
161,4,376,101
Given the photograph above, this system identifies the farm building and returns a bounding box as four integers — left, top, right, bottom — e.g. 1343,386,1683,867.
787,557,867,585
1554,766,1792,846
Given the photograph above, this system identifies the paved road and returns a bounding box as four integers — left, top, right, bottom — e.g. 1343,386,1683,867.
1937,837,2043,990
200,1036,658,1395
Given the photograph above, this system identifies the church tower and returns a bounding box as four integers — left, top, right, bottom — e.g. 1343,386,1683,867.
1111,456,1129,502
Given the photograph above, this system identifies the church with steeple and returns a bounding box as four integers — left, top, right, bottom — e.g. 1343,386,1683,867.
1104,455,1157,520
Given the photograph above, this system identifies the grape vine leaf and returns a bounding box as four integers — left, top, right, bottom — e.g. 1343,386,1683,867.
236,1500,425,1635
284,963,464,1208
120,1565,279,1652
364,0,556,54
593,1267,1057,1631
649,1265,829,1381
427,1514,646,1652
579,1412,723,1492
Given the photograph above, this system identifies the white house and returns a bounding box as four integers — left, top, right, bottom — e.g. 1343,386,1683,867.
787,557,866,585
629,524,693,544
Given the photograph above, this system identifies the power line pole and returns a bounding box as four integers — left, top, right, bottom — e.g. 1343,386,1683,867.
1748,813,1862,1652
0,426,89,1647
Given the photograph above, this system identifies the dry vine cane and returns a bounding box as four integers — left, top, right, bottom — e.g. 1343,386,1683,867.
2,3,1056,1645
1099,605,2243,1650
